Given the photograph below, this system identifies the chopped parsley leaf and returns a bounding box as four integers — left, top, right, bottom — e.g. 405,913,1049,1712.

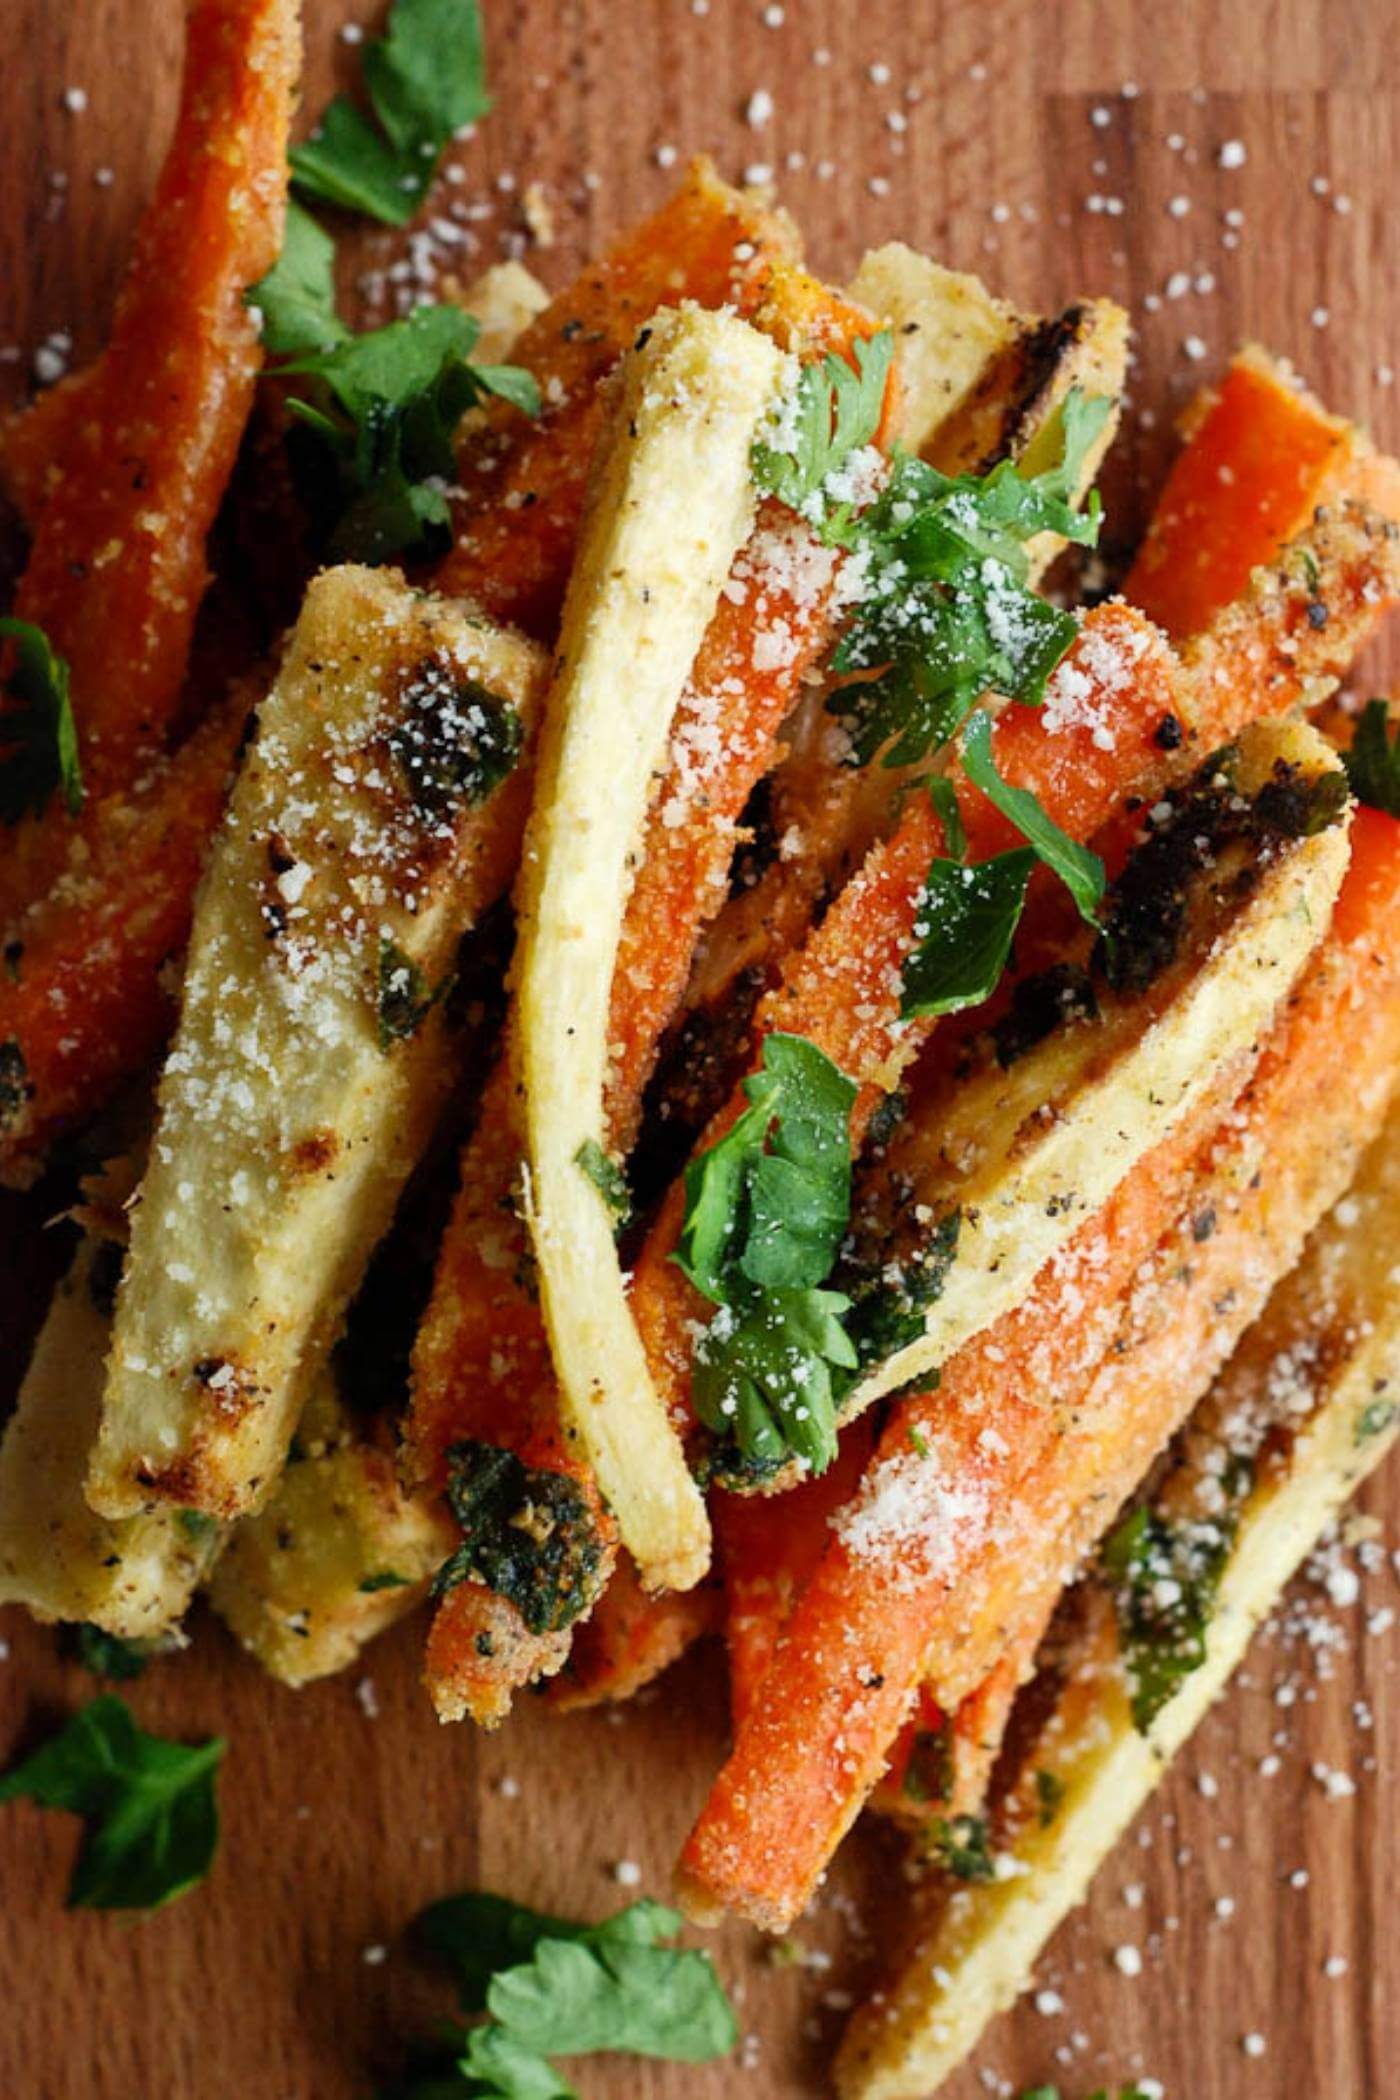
1102,1503,1236,1732
432,1441,603,1636
931,1812,995,1881
0,1695,224,1911
71,1625,153,1682
357,1569,413,1594
1342,698,1400,816
575,1138,631,1233
247,217,539,566
675,1033,858,1473
900,847,1036,1020
752,331,894,525
828,389,1109,771
1034,1766,1065,1828
0,618,82,824
1356,1393,1397,1444
960,709,1105,926
291,0,490,228
396,1890,736,2096
377,938,437,1050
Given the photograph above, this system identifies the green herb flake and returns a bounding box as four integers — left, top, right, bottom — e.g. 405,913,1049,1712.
1102,1504,1235,1732
752,331,894,525
0,1695,224,1911
176,1510,220,1546
1356,1392,1398,1445
902,1720,954,1806
0,618,82,825
1343,699,1400,817
377,938,436,1051
433,1441,603,1636
291,0,491,228
244,200,348,358
389,670,522,819
575,1138,631,1233
931,1812,995,1882
358,1569,413,1594
71,1625,153,1683
1034,1766,1065,1828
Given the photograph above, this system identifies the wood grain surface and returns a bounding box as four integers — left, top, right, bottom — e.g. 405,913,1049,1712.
4,3,1400,2096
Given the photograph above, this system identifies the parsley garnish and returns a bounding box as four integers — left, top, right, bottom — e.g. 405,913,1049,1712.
1356,1394,1397,1444
931,1812,995,1882
575,1139,631,1233
291,0,490,228
827,390,1109,770
676,1033,858,1473
1343,698,1400,816
358,1569,413,1593
247,203,540,566
0,1695,224,1911
71,1624,153,1682
393,1890,736,2096
899,713,1104,1021
901,848,1036,1019
961,709,1105,924
0,617,82,824
1101,1504,1236,1732
752,331,893,523
378,937,438,1050
432,1442,604,1635
1034,1766,1065,1828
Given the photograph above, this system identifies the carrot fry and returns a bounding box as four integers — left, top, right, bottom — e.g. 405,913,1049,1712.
0,689,252,1186
1126,346,1400,638
433,158,798,638
0,365,101,523
677,805,1400,1931
716,1421,875,1731
872,1591,1054,1830
5,0,297,815
546,1554,722,1713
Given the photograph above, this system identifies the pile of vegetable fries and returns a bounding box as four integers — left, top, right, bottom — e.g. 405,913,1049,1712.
5,2,1400,2093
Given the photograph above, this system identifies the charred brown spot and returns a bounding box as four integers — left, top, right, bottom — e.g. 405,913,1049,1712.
288,1129,339,1177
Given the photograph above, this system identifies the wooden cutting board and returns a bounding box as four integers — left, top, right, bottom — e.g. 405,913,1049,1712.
3,2,1400,2095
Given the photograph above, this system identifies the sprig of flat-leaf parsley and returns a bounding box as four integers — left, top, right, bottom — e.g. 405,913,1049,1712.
291,0,490,228
1343,698,1400,816
0,1694,224,1910
246,201,540,564
0,616,82,824
674,1032,858,1475
826,388,1110,768
752,331,894,523
385,1890,736,2097
900,712,1106,1019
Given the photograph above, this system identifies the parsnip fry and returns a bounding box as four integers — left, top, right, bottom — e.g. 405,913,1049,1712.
0,1239,218,1639
206,1381,450,1687
90,569,548,1520
515,304,786,1591
836,1093,1400,2100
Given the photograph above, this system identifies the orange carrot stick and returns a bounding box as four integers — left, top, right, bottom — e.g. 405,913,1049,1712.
677,807,1400,1929
0,691,251,1186
1126,347,1400,639
6,0,297,806
434,158,799,638
0,366,101,523
716,1420,876,1731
